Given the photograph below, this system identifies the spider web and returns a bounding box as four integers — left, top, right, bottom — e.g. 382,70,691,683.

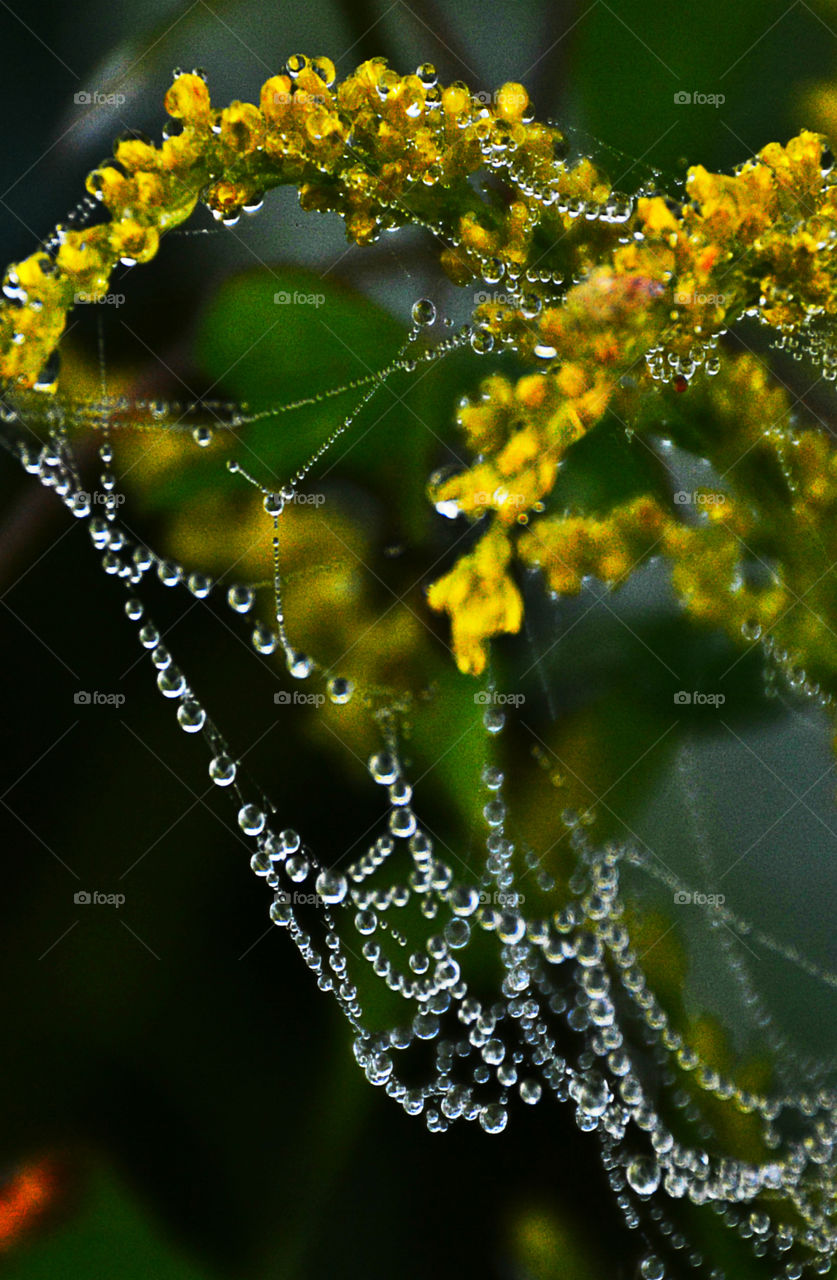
2,94,837,1280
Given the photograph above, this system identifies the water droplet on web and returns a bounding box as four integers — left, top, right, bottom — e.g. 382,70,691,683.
626,1155,661,1196
640,1255,665,1280
270,894,293,926
177,699,205,732
316,869,348,904
286,853,309,882
287,650,313,679
327,676,353,704
483,707,505,734
209,754,236,786
519,1079,541,1104
226,584,254,615
479,1104,508,1133
470,329,494,355
238,804,266,836
368,751,398,784
411,298,436,327
192,425,213,447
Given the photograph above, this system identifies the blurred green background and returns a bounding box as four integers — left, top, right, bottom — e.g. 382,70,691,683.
1,1,837,1277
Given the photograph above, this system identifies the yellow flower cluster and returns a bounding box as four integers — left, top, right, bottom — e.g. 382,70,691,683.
0,58,602,388
1,58,836,703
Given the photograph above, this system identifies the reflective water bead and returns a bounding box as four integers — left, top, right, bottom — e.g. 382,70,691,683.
470,329,494,355
227,583,255,613
389,808,417,839
388,779,412,806
327,676,353,704
368,751,398,784
640,1256,665,1280
280,828,301,855
286,853,309,882
177,699,205,732
479,1104,508,1134
444,918,471,948
252,623,276,654
287,650,313,679
626,1156,661,1197
316,869,348,905
157,667,186,697
519,1079,542,1105
192,425,213,446
411,298,436,327
483,707,505,734
355,909,378,934
187,572,212,598
209,754,237,785
238,804,266,836
270,894,293,926
157,559,181,586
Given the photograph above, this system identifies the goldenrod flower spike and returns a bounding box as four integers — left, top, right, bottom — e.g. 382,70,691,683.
2,59,837,699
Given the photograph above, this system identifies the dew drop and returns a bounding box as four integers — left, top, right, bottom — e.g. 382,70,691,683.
238,804,266,836
177,699,206,732
209,754,237,786
411,298,436,327
626,1156,661,1197
316,869,348,904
